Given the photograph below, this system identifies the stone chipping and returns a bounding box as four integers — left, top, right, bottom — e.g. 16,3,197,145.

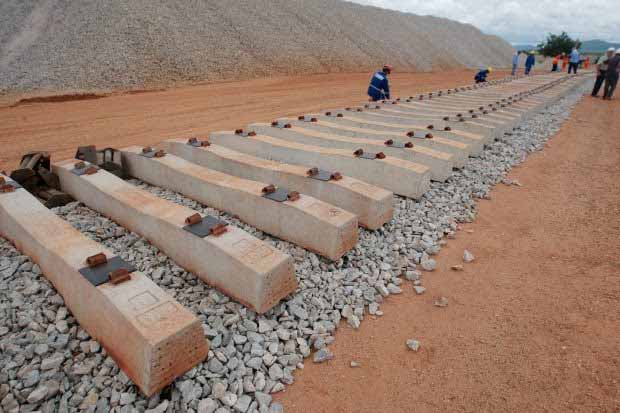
0,0,513,96
0,84,586,412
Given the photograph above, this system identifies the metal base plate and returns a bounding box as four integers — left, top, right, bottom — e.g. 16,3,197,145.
386,140,409,149
308,169,333,181
141,150,159,158
183,215,228,238
78,256,136,287
263,187,290,202
357,152,378,160
408,132,430,140
71,165,98,176
188,140,206,147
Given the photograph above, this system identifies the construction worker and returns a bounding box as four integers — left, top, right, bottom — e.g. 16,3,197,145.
475,67,492,83
568,47,580,74
592,48,614,97
584,56,590,69
525,52,535,75
562,53,569,71
367,65,392,101
511,52,519,76
603,49,620,100
552,55,560,72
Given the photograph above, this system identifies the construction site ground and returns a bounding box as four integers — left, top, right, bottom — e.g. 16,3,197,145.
0,69,507,170
1,69,618,411
277,95,620,412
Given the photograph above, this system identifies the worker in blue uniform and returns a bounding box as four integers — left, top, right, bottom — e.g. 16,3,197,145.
367,64,393,101
475,67,492,83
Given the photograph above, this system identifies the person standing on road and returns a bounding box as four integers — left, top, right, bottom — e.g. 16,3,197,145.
603,49,620,100
525,52,535,75
568,47,580,74
511,52,520,75
592,48,614,97
367,64,392,101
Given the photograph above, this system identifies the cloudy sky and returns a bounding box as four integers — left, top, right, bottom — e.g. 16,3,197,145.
351,0,618,44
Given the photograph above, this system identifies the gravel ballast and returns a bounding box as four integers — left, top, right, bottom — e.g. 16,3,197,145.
0,0,513,96
0,84,587,412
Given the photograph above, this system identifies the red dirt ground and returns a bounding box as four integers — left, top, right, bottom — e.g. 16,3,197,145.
0,69,508,170
2,69,617,412
275,95,620,412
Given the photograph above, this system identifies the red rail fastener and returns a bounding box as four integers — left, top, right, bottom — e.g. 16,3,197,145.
262,184,276,194
142,147,153,154
353,149,364,157
109,268,131,285
307,167,319,177
210,223,228,236
406,131,415,137
444,126,452,131
331,172,343,181
427,125,434,130
425,133,434,139
86,253,107,267
405,142,414,148
376,152,386,159
287,191,300,202
185,213,202,225
0,184,15,193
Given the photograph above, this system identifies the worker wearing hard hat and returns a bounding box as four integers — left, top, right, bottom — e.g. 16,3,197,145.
603,49,620,100
475,67,492,83
368,64,392,101
592,47,615,97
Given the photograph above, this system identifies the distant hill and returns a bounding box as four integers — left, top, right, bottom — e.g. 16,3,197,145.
0,0,513,95
580,39,620,53
512,44,536,52
513,39,620,55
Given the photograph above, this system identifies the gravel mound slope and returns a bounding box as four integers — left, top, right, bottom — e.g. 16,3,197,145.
0,0,513,95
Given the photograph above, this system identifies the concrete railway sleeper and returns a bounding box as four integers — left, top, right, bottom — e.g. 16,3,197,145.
162,138,393,230
283,117,475,161
0,174,209,396
208,130,432,199
51,160,297,314
250,121,455,182
120,146,359,261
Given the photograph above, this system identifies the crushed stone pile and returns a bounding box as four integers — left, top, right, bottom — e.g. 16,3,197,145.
0,0,513,95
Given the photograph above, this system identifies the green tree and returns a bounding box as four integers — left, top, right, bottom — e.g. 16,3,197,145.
537,32,579,57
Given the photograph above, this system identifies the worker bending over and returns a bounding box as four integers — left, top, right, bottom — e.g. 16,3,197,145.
475,67,492,83
368,64,392,101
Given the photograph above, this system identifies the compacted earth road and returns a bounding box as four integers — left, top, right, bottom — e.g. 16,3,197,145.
276,96,620,412
1,70,618,412
0,69,506,169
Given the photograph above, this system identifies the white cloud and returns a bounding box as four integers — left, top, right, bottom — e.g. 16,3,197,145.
350,0,619,44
